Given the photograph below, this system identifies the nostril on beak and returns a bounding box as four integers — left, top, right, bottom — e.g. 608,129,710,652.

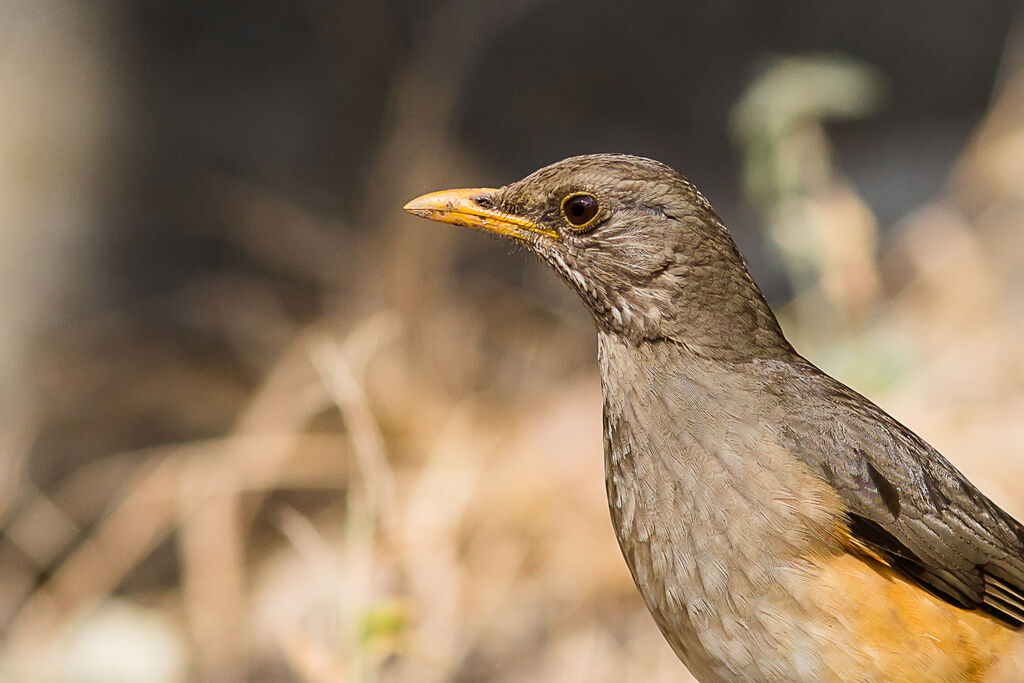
474,194,495,209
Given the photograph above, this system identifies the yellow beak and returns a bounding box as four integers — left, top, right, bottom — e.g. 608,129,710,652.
403,188,559,241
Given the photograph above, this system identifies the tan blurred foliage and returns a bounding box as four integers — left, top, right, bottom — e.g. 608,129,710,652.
1,7,1024,683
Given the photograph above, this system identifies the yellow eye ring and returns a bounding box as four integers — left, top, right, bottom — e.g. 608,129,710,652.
560,192,600,230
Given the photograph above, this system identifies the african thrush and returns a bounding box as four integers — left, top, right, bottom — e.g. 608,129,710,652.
404,154,1024,681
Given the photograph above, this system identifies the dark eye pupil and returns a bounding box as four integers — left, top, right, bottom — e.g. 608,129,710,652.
564,194,598,227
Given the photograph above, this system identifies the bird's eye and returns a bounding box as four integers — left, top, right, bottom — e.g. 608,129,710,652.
560,193,600,230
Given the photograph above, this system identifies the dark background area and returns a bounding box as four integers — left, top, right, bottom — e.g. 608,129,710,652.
107,0,1016,304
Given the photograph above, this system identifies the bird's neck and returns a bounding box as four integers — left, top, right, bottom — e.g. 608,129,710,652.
596,268,794,362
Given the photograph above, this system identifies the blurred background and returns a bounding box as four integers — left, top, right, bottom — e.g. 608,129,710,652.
3,1,1024,681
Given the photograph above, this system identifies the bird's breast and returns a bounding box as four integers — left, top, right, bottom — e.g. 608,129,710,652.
598,332,843,679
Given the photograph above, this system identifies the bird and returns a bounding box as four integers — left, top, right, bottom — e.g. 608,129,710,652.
403,154,1024,681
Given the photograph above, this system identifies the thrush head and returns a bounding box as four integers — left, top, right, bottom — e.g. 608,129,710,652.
405,154,792,359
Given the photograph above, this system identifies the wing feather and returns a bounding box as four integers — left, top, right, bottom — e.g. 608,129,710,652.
778,360,1024,628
